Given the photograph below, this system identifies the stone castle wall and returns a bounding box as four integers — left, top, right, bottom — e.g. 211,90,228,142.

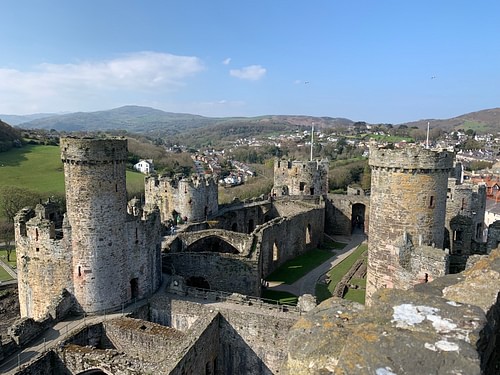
366,145,453,302
15,207,72,320
272,159,328,196
145,174,218,223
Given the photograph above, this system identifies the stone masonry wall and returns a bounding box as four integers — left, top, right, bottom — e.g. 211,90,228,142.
145,174,219,223
445,179,487,254
61,137,130,314
15,208,72,320
273,159,328,197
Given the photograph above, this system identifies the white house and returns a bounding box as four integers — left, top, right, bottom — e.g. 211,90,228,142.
134,159,154,174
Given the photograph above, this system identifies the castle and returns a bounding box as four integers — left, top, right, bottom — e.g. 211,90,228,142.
4,137,500,374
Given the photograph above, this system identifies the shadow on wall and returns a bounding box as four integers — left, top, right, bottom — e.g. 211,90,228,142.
218,316,274,375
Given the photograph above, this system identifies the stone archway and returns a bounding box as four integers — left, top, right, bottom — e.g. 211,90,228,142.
186,236,240,254
186,276,211,289
77,370,111,375
351,203,366,233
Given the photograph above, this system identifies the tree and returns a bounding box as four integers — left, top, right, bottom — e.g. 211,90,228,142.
0,220,14,262
0,186,43,223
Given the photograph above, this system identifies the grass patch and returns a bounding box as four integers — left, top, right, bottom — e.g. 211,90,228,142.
0,264,13,282
344,288,365,304
350,277,366,288
0,145,65,193
327,243,367,295
0,248,16,268
0,145,146,219
266,248,334,284
261,289,298,305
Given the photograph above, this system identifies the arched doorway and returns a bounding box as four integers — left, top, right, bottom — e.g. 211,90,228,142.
351,203,366,233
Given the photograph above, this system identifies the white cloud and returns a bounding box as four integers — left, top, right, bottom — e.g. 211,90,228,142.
0,51,205,114
222,58,231,65
229,65,266,81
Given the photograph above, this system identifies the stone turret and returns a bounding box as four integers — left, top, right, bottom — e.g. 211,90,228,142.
272,159,329,197
366,144,453,303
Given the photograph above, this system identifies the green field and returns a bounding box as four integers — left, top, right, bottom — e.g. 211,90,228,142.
0,248,16,268
0,144,146,199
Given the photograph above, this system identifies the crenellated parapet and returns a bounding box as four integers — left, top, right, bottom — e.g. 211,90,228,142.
145,174,218,223
272,158,329,197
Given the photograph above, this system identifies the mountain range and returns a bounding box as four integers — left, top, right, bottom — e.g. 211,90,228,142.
1,105,499,142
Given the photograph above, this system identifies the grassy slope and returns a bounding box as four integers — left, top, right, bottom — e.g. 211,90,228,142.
0,145,145,217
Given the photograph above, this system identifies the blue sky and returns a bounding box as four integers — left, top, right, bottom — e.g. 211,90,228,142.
0,1,499,124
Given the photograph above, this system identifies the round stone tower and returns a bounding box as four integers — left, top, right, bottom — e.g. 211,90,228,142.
366,145,453,301
61,137,129,313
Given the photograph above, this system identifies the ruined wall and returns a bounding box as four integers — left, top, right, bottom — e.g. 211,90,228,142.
272,159,328,197
124,210,162,301
325,194,370,235
166,252,260,295
445,179,486,254
145,174,218,223
149,295,298,375
212,201,275,233
15,207,72,320
259,203,325,277
367,145,453,302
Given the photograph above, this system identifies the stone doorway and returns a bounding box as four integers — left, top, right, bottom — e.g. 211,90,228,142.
351,203,366,234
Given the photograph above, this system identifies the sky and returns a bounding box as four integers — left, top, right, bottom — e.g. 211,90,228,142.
0,1,499,124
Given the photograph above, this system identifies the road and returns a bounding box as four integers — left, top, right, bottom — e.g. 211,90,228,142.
268,233,367,296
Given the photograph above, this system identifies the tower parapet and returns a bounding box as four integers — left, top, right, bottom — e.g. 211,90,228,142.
272,159,329,197
145,174,218,223
366,145,454,303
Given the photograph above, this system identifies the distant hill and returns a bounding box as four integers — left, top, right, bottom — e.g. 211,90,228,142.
0,120,22,152
15,106,353,145
17,106,219,135
10,105,500,146
402,108,500,134
0,113,57,126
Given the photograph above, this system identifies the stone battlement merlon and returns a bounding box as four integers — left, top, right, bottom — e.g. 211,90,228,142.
369,145,454,170
60,137,128,163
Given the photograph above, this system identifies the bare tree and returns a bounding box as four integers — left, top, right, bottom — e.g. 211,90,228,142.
0,220,14,262
0,186,42,223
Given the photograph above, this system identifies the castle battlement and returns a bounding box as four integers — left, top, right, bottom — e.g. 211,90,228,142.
369,144,454,171
273,158,329,197
60,137,128,163
145,174,219,223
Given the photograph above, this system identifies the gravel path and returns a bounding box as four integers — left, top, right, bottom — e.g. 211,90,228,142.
267,233,367,296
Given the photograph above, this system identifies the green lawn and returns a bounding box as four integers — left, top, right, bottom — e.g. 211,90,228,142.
323,238,347,250
0,145,146,219
0,145,65,193
0,248,16,268
0,264,13,282
266,248,334,284
344,288,365,304
326,243,367,294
